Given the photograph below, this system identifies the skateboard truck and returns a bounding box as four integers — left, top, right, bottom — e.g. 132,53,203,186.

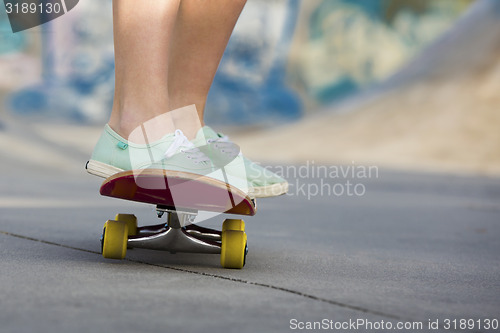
155,205,196,223
128,206,222,254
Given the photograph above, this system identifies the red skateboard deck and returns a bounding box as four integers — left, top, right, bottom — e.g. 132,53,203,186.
100,169,256,216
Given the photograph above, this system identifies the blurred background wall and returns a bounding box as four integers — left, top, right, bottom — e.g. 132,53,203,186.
3,0,499,175
0,0,473,124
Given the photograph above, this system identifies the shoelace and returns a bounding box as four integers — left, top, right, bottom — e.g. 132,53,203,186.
207,134,242,157
164,129,210,164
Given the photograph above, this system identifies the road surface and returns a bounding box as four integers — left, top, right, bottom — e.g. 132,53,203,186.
0,119,499,332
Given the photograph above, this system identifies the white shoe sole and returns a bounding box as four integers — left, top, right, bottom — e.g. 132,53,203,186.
86,159,287,198
86,160,123,179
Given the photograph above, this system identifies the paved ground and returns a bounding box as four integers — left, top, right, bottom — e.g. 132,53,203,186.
0,117,499,332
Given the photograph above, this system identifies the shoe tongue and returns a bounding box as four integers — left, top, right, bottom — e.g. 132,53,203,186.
195,126,219,142
164,129,193,158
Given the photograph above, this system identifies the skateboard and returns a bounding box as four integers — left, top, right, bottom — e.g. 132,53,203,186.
99,169,257,269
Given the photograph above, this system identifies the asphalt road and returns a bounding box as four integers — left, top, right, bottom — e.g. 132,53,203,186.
0,120,499,333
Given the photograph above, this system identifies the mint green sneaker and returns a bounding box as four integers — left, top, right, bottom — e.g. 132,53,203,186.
86,125,249,194
87,125,209,178
192,126,288,198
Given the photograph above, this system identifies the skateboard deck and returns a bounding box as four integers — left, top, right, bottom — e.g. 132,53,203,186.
100,169,256,215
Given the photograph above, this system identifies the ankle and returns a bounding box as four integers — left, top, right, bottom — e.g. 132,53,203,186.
107,104,204,144
108,112,177,144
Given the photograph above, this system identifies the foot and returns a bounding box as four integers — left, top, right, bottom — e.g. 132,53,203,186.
86,125,249,194
191,126,288,198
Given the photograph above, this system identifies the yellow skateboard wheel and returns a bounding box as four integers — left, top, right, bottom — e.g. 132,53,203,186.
221,230,247,269
102,220,128,260
222,219,245,232
115,214,138,236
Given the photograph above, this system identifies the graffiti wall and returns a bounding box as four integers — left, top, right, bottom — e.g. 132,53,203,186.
0,0,472,124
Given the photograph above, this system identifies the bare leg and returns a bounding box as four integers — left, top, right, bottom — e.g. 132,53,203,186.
108,0,180,143
108,0,246,143
168,0,247,124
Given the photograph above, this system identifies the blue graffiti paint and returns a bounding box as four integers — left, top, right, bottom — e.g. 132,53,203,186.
206,0,302,125
0,9,26,54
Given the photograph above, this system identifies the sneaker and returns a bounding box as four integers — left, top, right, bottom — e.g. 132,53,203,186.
192,126,288,198
86,125,249,194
